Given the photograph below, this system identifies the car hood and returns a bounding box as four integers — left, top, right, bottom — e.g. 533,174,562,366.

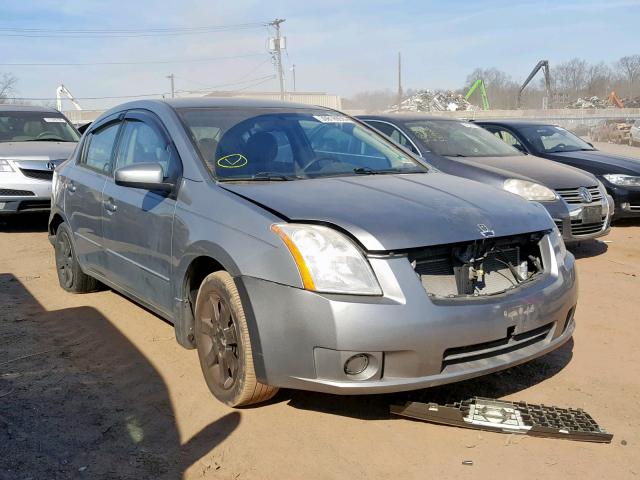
548,150,640,174
221,172,553,251
450,155,598,189
0,141,77,161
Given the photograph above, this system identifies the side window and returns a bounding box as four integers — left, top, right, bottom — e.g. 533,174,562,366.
81,122,120,174
366,121,419,155
493,129,523,148
116,120,180,180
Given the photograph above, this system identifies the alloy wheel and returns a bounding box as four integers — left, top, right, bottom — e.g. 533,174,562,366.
198,294,240,390
56,231,74,288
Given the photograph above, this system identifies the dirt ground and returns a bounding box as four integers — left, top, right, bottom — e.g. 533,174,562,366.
1,143,639,479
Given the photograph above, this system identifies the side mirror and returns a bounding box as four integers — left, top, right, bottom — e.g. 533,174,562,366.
114,163,174,192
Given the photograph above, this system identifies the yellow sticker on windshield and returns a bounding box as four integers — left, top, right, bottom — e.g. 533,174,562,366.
217,154,248,168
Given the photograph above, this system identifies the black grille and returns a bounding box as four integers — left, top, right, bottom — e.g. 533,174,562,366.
555,186,602,204
570,218,606,236
17,200,50,211
442,322,553,369
20,168,53,181
0,188,35,196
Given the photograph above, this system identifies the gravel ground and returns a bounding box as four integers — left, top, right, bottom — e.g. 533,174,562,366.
1,143,639,479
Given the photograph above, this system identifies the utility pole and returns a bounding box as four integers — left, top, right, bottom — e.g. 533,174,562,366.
269,19,286,100
397,52,403,112
291,64,296,92
167,73,175,99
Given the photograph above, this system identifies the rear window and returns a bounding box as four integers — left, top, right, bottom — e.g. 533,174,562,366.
0,111,79,143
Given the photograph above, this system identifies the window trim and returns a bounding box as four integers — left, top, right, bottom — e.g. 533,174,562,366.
118,109,183,181
77,118,123,176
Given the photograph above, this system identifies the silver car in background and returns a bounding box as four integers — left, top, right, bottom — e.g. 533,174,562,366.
49,99,577,407
0,105,79,215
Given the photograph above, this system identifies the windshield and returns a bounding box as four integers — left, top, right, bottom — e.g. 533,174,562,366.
518,125,594,153
178,108,428,181
0,111,79,143
405,120,521,157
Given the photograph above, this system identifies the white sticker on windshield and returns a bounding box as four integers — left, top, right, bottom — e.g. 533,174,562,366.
43,117,66,123
313,114,353,123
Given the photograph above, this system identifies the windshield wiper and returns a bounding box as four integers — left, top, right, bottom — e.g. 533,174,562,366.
25,138,67,142
218,172,299,182
353,167,425,175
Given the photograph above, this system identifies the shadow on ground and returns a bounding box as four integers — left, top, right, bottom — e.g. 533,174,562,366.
0,213,49,233
0,274,238,480
568,239,608,259
280,339,573,421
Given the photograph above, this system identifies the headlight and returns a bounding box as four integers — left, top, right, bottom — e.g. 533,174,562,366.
272,223,382,295
602,174,640,186
503,179,557,201
0,159,15,172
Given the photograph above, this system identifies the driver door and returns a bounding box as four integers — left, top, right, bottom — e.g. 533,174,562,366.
101,110,182,315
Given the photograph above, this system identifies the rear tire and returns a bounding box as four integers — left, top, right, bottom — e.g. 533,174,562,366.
194,271,278,407
54,223,99,293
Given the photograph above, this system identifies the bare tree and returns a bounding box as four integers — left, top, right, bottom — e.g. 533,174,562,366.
554,58,588,96
464,67,519,109
584,62,612,97
0,73,18,103
616,55,640,97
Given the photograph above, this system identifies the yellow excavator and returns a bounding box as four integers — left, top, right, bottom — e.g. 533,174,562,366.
465,79,490,110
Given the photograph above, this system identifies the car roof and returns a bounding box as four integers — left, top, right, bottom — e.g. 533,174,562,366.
472,119,557,128
0,104,61,113
357,113,460,123
108,97,331,112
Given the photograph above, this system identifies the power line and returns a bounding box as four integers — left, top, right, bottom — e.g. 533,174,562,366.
0,53,266,67
0,22,269,38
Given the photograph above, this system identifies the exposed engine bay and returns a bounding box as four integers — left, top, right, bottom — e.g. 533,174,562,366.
409,231,547,298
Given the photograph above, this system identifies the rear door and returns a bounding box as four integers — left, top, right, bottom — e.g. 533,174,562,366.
65,116,121,274
100,110,182,314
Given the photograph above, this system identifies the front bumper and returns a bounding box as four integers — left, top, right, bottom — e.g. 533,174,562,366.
544,195,613,243
605,184,640,218
0,168,53,214
239,236,578,394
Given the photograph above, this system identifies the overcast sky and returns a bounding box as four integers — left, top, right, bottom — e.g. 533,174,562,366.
2,0,639,109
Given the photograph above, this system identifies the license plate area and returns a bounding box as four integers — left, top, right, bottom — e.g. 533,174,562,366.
581,205,602,224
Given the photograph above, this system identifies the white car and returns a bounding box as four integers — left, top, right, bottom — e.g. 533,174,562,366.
1,105,79,215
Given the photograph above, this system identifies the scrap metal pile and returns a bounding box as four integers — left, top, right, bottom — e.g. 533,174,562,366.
567,95,640,109
389,90,474,112
566,96,611,109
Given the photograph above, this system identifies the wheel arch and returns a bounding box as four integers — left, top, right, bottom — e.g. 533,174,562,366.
173,242,241,349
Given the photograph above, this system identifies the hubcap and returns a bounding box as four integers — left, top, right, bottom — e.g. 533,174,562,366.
198,294,239,390
56,232,74,288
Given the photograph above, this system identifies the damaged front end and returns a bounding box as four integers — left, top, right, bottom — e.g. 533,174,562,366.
409,231,549,298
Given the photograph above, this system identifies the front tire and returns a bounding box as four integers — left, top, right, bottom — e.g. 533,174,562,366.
194,271,278,407
54,223,98,293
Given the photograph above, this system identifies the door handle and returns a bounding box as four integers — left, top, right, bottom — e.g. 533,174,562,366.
104,197,118,213
67,181,77,193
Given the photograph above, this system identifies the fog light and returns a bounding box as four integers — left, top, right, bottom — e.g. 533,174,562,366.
344,354,369,375
621,202,630,211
